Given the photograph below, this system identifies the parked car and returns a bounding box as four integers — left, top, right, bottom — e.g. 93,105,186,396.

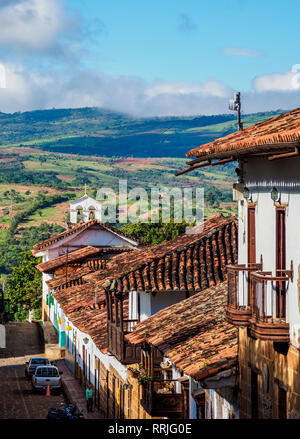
25,357,51,378
31,365,63,394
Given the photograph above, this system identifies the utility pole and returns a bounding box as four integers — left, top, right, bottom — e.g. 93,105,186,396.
229,92,243,131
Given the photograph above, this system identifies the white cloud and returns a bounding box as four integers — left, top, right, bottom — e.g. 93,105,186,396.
0,0,65,50
222,47,264,57
145,80,231,98
253,68,300,92
0,63,234,116
0,63,300,117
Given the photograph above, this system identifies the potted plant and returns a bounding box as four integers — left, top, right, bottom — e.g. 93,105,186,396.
137,369,151,385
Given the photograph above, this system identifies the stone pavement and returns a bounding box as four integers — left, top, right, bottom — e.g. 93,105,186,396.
55,359,103,419
0,364,67,419
0,322,102,419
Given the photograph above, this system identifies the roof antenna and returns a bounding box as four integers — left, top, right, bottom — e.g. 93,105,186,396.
229,92,243,131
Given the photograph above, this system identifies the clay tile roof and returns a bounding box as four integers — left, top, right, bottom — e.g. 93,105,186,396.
86,213,238,294
54,283,108,351
36,246,100,273
126,281,238,380
46,265,93,290
186,107,300,161
32,219,139,254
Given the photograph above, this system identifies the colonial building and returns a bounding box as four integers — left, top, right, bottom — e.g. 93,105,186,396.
126,281,239,419
183,107,300,419
33,194,139,348
35,211,239,418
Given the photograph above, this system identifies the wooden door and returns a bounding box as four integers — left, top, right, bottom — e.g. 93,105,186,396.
95,357,100,410
82,345,86,383
196,393,205,419
248,206,256,264
251,370,258,419
278,387,287,419
112,376,116,418
276,208,286,318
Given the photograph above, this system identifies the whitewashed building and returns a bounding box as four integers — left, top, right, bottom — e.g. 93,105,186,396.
183,107,300,418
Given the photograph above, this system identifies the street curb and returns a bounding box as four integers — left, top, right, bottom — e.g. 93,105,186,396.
61,379,87,419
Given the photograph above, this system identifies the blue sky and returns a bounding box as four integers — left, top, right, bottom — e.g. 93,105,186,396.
68,0,300,89
0,0,300,116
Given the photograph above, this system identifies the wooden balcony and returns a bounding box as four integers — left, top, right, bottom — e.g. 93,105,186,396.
106,289,141,364
226,263,262,327
249,270,291,342
141,380,184,418
108,319,141,364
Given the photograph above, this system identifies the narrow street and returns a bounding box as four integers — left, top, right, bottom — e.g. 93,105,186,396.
0,322,67,419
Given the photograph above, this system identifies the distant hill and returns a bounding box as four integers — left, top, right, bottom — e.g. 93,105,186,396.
0,107,285,158
0,106,287,277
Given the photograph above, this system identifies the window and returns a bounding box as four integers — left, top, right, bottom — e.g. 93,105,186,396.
248,206,256,264
276,207,286,318
36,367,59,377
31,359,49,366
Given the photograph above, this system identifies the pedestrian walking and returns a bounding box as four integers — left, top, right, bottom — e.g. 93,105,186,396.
86,383,93,413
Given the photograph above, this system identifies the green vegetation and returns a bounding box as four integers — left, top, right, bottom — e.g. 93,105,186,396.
0,106,284,321
120,219,194,245
6,251,42,322
0,107,284,158
0,223,64,277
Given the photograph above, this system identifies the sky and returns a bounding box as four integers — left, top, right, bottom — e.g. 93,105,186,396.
0,0,300,116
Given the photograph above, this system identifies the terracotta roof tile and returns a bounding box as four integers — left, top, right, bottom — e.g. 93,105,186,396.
47,264,98,290
186,107,300,162
85,214,238,294
54,283,108,350
36,246,101,273
126,282,238,380
50,215,238,364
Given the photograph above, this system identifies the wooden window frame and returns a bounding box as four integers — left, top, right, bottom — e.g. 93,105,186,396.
247,204,256,265
275,206,286,319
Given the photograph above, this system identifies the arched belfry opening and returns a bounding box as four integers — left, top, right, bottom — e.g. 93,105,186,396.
69,195,102,224
76,206,83,222
89,206,96,220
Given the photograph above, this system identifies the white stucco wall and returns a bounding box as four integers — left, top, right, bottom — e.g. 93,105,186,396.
53,298,128,383
138,290,187,321
239,156,300,346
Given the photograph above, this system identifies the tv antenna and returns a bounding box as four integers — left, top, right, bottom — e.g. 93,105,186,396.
229,92,243,131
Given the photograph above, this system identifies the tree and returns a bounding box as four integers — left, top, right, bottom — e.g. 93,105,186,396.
120,218,194,245
6,251,42,319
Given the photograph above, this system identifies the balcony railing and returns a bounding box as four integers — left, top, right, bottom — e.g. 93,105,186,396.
108,319,141,364
141,379,184,417
226,263,262,326
249,270,291,342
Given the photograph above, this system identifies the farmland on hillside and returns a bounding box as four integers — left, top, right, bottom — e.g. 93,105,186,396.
0,106,283,278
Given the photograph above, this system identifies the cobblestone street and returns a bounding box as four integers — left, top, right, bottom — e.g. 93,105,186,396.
0,364,67,419
0,322,67,419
